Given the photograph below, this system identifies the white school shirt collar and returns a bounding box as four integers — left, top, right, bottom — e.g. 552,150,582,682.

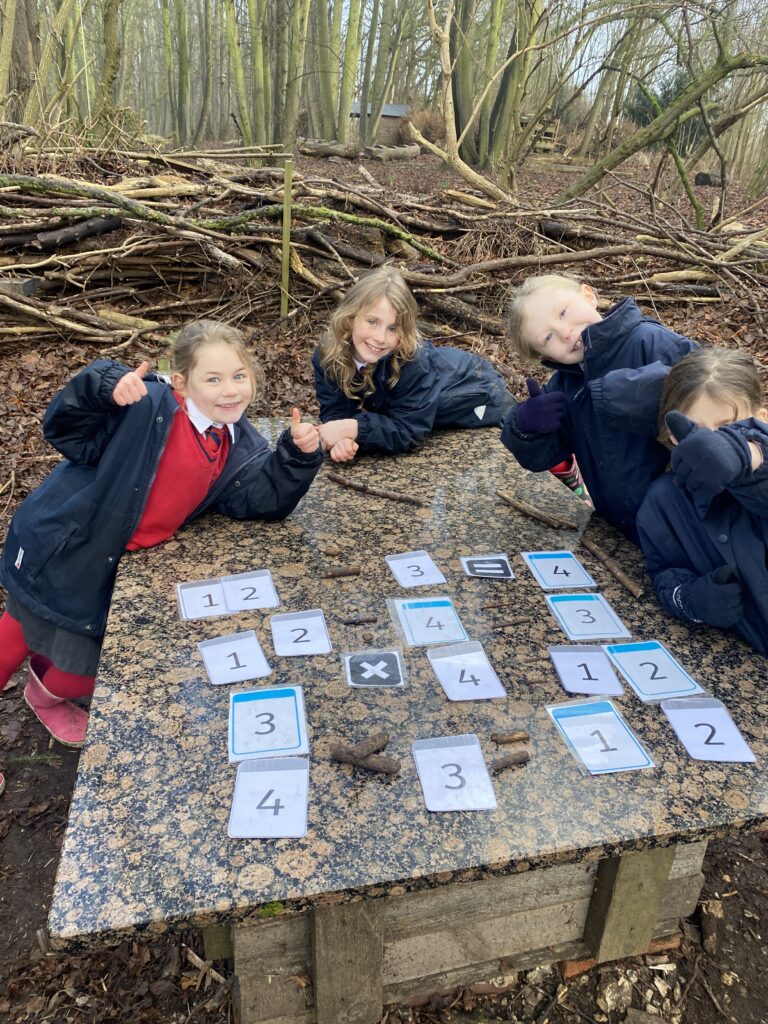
184,397,237,442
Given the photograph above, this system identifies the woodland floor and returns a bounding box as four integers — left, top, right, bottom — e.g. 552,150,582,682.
1,152,768,1024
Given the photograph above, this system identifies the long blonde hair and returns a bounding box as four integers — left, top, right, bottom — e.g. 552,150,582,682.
506,273,587,361
317,266,420,400
658,347,764,445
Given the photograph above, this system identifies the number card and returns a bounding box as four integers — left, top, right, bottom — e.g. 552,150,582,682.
548,645,623,696
412,735,497,812
386,550,446,588
546,593,631,641
547,699,655,775
522,551,597,590
604,641,704,701
228,686,309,763
390,597,469,647
176,578,227,620
343,649,407,688
221,570,279,611
459,554,515,580
228,757,309,838
427,641,506,701
270,609,332,657
661,698,755,763
198,630,271,685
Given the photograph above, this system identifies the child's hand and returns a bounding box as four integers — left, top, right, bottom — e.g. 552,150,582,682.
112,361,149,406
515,378,567,435
318,419,358,451
666,412,751,496
679,565,744,627
290,407,320,454
329,438,359,463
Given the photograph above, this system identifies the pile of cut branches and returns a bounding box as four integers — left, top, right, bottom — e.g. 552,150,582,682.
1,148,767,359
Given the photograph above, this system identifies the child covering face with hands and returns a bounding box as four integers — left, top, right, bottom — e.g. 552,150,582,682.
0,320,322,749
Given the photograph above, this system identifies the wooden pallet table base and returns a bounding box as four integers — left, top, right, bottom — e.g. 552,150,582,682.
231,841,706,1024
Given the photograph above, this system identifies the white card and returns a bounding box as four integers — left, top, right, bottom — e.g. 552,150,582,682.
228,757,309,838
412,735,497,811
390,596,469,647
343,649,407,688
546,593,631,641
548,645,623,696
547,699,655,775
459,554,515,580
604,641,704,701
386,550,446,588
228,686,309,762
522,551,597,590
198,630,271,685
661,698,755,763
270,609,332,656
427,641,506,701
176,578,227,620
221,570,280,611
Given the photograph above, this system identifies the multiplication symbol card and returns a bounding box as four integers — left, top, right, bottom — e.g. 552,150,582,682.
198,630,271,684
604,641,704,701
386,550,446,588
177,578,227,620
220,570,279,611
546,594,631,641
427,641,505,701
522,551,596,590
548,645,623,696
343,649,406,688
547,699,655,775
661,698,755,763
459,554,514,580
270,609,332,656
390,597,469,647
412,735,497,811
228,686,309,763
228,757,309,838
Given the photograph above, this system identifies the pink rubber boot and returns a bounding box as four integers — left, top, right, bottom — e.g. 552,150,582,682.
24,656,88,748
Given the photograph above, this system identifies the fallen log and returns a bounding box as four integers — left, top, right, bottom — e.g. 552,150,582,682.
297,138,361,159
364,143,420,162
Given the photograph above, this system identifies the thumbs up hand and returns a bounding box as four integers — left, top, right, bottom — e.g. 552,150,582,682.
666,411,751,496
112,361,149,406
290,407,321,454
514,377,567,435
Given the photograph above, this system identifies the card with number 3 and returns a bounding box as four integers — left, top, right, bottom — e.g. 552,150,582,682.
412,735,497,811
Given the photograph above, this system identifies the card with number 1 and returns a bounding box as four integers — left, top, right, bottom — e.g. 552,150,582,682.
547,698,654,775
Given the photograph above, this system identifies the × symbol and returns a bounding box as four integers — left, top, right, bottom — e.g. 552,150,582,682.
360,660,389,680
348,652,403,687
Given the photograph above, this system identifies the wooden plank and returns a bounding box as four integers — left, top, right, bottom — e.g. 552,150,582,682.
583,847,676,962
234,973,314,1024
203,924,233,961
234,914,312,972
668,840,707,879
313,901,384,1024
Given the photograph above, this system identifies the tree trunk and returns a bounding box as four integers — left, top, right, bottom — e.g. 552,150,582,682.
359,0,380,147
173,0,189,143
222,0,253,144
0,0,19,117
477,0,504,167
99,0,122,108
314,0,338,139
282,0,312,146
192,0,213,144
450,0,479,164
336,0,362,144
247,0,268,144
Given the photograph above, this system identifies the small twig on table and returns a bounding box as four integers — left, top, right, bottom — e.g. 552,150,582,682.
490,749,530,772
489,617,529,630
491,730,529,745
339,614,378,625
496,490,578,530
346,732,391,759
580,535,645,599
330,746,401,775
328,471,429,507
322,565,361,579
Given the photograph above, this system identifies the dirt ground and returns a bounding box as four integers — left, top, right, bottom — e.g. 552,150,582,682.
2,153,768,1024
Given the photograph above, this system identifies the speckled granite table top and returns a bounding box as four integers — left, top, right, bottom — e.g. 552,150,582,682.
49,422,768,948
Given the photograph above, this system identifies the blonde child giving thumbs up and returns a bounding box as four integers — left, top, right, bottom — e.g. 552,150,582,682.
0,320,322,748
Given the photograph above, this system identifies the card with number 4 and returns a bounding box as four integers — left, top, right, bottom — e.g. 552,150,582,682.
412,735,497,812
198,630,271,685
522,551,596,590
546,593,630,641
661,698,755,763
228,757,309,838
386,550,446,588
604,641,704,701
547,698,655,775
228,686,309,763
390,596,469,647
427,642,506,701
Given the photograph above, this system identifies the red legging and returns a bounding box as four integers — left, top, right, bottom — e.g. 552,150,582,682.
0,611,94,698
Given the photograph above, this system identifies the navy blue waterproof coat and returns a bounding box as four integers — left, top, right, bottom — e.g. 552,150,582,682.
500,298,698,542
637,420,768,656
312,342,509,454
0,360,323,638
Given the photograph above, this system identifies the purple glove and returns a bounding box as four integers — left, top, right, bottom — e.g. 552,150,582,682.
666,411,750,497
514,378,567,435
